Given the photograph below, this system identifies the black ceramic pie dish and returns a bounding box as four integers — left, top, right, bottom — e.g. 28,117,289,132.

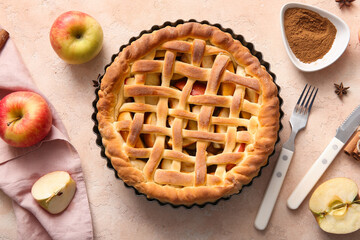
91,19,284,209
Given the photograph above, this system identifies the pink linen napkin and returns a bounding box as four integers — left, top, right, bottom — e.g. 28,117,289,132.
0,30,93,239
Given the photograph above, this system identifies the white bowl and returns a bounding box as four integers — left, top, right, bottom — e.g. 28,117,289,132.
280,3,350,72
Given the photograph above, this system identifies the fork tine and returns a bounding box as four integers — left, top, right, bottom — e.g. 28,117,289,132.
296,84,308,106
304,86,315,110
307,88,318,113
295,84,308,112
300,85,311,108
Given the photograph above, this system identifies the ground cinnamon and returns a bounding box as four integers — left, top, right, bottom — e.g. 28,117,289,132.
284,8,337,63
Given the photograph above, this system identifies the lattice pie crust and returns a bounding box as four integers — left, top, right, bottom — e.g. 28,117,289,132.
97,22,280,205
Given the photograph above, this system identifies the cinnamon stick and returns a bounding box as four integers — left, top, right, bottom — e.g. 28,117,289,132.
0,29,9,51
344,129,360,161
352,140,360,161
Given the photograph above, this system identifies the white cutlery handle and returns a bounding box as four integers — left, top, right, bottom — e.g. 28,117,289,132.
254,148,294,230
287,137,344,210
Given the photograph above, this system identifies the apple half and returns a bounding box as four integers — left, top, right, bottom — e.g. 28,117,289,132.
309,177,360,234
31,171,76,214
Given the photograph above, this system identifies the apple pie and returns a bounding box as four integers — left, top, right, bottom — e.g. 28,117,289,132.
96,22,280,206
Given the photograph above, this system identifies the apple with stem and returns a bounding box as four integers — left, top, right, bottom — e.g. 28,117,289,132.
50,11,103,64
31,171,76,214
309,177,360,234
0,91,52,147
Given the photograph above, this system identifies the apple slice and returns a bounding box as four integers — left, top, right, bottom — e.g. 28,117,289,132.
145,74,160,105
31,171,76,214
180,153,194,172
214,108,230,149
309,177,360,234
143,112,157,147
124,78,134,85
219,62,236,96
167,114,196,148
167,98,188,128
181,53,191,63
201,56,214,68
215,108,230,134
241,89,259,119
174,80,206,96
226,143,246,171
117,112,144,148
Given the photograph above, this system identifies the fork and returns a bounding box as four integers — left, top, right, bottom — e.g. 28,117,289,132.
254,84,318,230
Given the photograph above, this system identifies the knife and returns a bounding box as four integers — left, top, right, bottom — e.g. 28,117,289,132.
287,104,360,210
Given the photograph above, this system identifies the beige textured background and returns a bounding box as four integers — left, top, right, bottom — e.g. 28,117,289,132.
1,0,360,239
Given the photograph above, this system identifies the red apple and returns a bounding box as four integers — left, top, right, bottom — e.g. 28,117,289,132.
0,91,52,147
50,11,103,64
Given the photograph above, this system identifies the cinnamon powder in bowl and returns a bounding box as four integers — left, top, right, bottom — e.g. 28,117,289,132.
284,8,336,63
280,3,350,72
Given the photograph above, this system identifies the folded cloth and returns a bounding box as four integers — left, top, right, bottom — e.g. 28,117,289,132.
0,29,93,239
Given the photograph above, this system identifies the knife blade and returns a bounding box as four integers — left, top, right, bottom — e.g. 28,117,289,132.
287,104,360,210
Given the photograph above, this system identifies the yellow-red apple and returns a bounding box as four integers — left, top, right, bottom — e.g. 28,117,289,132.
0,91,52,147
50,11,103,64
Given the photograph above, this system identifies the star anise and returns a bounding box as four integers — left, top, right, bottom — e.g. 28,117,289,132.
92,80,99,88
92,74,101,88
336,0,355,9
334,82,350,97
